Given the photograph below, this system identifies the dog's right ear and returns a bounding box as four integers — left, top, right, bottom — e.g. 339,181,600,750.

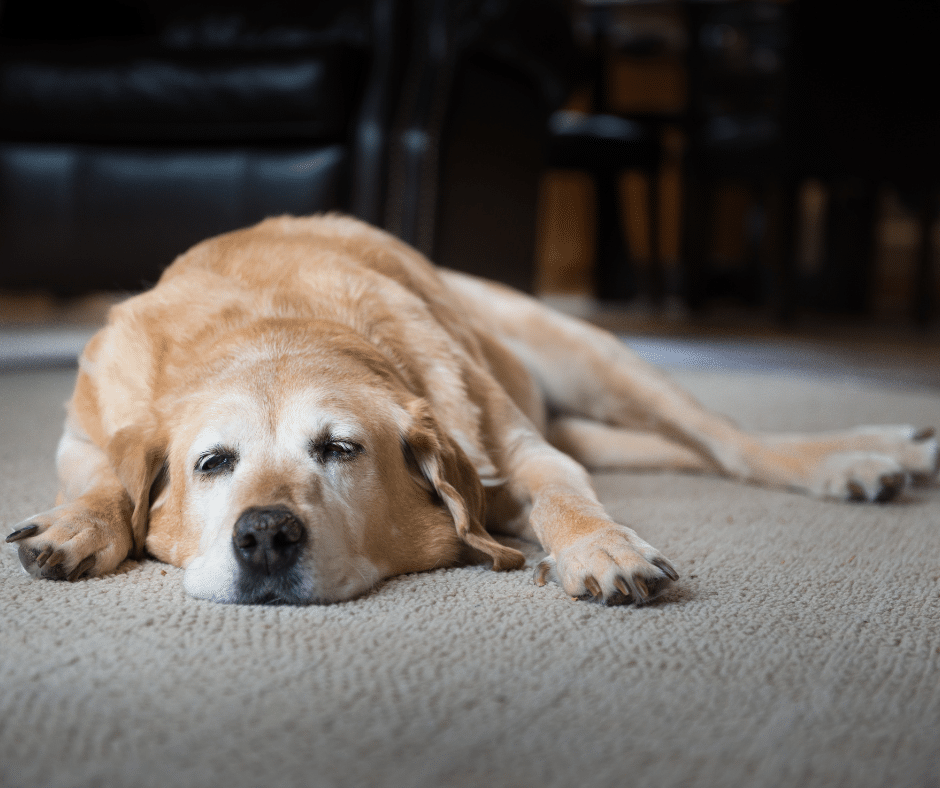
401,398,525,572
106,418,167,560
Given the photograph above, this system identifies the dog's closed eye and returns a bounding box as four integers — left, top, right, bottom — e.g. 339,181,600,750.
195,448,238,475
308,437,363,464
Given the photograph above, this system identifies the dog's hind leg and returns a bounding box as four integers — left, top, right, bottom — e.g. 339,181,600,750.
548,417,712,473
443,270,938,501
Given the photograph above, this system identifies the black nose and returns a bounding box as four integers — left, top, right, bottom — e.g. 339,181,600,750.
232,506,306,576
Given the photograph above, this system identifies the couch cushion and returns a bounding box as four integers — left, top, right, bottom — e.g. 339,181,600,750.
0,46,362,143
0,142,347,291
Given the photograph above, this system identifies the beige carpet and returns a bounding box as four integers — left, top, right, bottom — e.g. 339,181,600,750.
2,366,939,788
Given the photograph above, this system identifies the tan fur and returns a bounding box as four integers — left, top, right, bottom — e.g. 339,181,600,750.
6,215,938,604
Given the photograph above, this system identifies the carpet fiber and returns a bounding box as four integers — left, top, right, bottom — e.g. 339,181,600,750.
2,366,939,788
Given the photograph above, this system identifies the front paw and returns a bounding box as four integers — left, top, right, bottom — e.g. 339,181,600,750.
534,525,678,605
6,504,130,581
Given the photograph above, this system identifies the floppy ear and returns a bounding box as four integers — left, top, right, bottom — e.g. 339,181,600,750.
403,399,525,571
106,419,167,560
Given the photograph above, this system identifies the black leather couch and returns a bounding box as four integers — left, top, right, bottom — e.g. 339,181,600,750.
0,0,398,293
0,0,577,295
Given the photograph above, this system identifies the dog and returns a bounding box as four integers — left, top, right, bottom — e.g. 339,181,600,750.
6,215,938,605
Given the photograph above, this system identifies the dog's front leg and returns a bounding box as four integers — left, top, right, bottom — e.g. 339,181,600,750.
487,391,678,604
522,445,677,604
6,427,135,581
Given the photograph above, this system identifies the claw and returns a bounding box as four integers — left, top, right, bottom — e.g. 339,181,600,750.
875,472,905,503
584,576,602,598
45,550,66,568
628,576,650,604
652,557,679,581
533,559,552,587
846,480,867,502
35,546,54,568
67,555,96,582
39,562,67,581
613,576,632,599
5,524,39,543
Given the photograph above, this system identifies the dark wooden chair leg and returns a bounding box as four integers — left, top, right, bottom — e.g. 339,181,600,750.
594,168,634,301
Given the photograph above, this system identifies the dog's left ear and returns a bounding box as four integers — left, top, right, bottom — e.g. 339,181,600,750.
106,418,167,560
403,399,525,571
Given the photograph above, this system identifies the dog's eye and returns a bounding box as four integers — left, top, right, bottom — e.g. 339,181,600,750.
195,450,237,475
310,438,363,463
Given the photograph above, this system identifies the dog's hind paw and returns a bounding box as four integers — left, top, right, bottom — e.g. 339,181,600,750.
534,525,678,605
808,451,917,503
910,427,940,480
763,424,938,502
5,504,131,581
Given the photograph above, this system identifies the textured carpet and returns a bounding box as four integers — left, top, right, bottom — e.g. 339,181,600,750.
1,366,939,788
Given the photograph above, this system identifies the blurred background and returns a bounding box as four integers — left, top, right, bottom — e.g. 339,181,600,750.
0,0,938,382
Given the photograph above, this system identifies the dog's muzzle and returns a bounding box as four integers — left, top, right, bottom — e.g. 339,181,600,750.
232,506,306,578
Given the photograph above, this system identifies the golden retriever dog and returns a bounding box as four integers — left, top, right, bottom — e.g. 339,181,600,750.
6,215,938,605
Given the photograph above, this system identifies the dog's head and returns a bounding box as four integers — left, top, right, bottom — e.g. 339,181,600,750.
113,322,522,604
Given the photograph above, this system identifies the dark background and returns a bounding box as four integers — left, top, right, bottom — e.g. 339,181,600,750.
0,0,938,327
